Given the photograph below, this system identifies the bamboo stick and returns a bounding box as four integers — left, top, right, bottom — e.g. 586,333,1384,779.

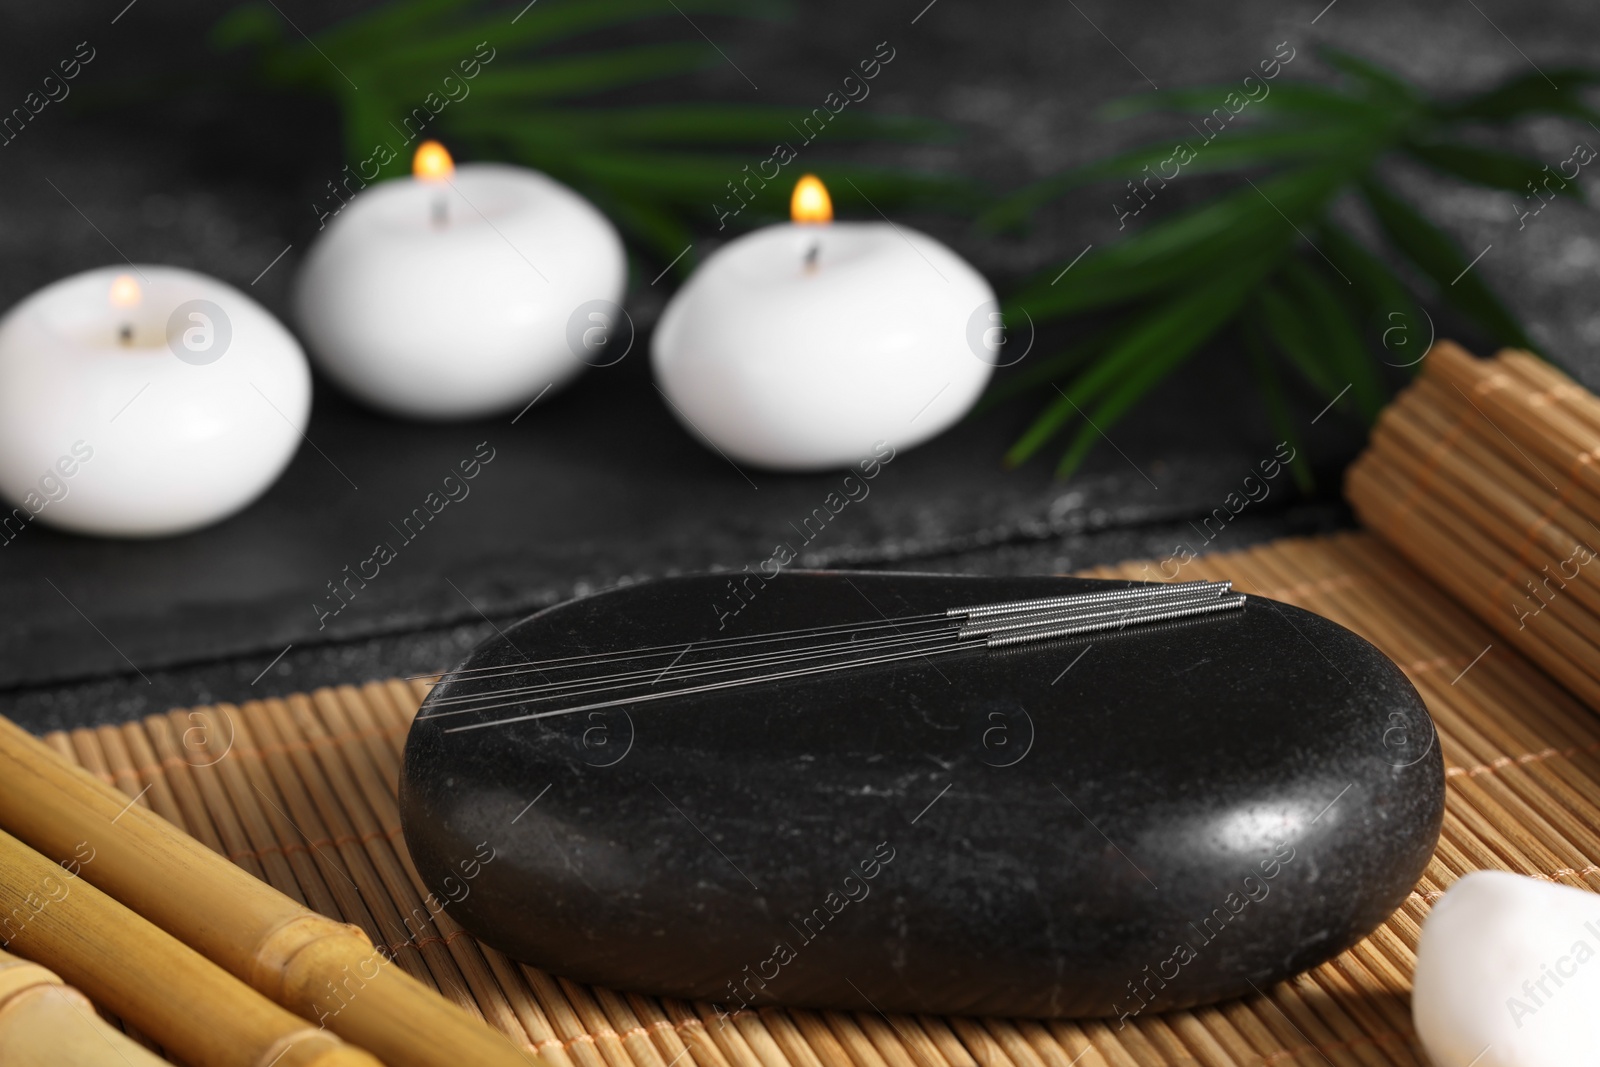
0,714,540,1067
1389,371,1600,544
0,948,171,1067
46,727,166,1058
232,703,381,936
590,986,674,1067
851,1011,931,1067
1070,1018,1162,1067
0,827,378,1067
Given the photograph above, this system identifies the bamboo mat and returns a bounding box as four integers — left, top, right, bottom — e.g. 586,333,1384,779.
41,530,1600,1067
1349,341,1600,709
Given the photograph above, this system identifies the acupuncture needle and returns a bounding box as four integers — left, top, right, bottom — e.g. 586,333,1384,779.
425,585,1235,712
422,589,1235,716
445,638,994,732
423,613,962,691
441,595,1247,731
421,609,957,685
419,626,970,718
444,595,1246,732
948,580,1232,618
425,581,1226,681
958,589,1230,638
424,580,1228,684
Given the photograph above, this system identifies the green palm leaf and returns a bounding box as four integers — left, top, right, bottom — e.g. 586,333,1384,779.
214,0,960,271
1099,82,1393,125
1007,165,1346,321
1404,140,1583,200
989,49,1578,475
1279,258,1388,421
1316,46,1421,106
1361,178,1535,350
1047,259,1278,478
1006,246,1286,472
1318,223,1430,373
1434,69,1600,124
983,123,1380,232
1242,314,1314,492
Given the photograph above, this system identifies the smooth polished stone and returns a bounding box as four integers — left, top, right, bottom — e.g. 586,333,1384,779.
400,570,1444,1018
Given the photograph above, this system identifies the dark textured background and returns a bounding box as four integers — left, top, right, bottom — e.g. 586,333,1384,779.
3,0,1597,731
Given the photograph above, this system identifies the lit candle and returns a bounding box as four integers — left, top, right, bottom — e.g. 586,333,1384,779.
0,265,311,537
652,175,998,470
295,141,627,420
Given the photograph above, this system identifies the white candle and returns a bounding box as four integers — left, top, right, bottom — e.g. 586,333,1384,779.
295,141,627,420
652,175,997,470
0,265,311,538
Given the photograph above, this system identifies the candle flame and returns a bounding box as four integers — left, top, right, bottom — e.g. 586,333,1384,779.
109,274,142,309
791,175,832,225
413,140,455,182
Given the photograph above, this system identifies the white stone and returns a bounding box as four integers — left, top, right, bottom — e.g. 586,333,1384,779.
1413,870,1600,1066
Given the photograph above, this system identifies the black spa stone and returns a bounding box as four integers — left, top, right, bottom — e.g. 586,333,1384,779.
400,571,1443,1019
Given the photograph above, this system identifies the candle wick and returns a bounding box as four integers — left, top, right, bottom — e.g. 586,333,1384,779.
432,193,449,229
803,241,820,272
118,324,133,346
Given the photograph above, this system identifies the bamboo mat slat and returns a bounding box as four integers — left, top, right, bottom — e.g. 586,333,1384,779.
1347,342,1600,712
41,530,1600,1067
